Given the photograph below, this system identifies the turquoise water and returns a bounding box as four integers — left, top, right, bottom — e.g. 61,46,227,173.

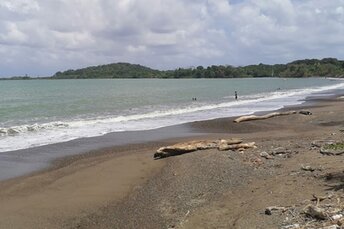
0,78,343,152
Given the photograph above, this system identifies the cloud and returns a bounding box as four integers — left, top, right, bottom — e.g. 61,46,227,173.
0,0,40,14
0,22,28,44
0,0,344,76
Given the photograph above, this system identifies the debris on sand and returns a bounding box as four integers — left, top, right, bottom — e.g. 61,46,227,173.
265,206,287,215
311,193,334,205
301,165,316,172
330,214,343,221
234,111,297,123
154,139,256,159
281,224,300,229
271,147,292,156
299,110,312,115
303,205,327,220
319,225,340,229
266,193,344,229
233,110,312,123
218,141,256,151
311,140,336,148
260,151,274,159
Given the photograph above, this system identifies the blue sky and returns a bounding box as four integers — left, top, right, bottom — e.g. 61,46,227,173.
0,0,344,77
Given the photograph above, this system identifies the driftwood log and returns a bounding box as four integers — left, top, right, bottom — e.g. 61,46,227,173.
218,142,256,151
154,138,256,159
234,111,297,123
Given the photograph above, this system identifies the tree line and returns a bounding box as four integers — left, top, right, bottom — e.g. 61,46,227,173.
11,58,344,79
52,58,344,79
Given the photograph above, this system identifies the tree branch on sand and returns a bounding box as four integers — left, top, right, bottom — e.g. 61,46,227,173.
233,111,297,123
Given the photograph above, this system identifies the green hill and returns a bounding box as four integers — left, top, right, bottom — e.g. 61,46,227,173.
52,63,163,79
52,58,344,79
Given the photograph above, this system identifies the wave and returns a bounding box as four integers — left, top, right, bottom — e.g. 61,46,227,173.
2,81,344,136
0,81,344,152
0,122,69,137
52,81,344,126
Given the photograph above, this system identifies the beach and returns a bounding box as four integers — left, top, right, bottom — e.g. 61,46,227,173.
1,0,344,227
0,93,343,228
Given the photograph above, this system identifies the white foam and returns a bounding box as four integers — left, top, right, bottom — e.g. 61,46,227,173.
0,122,68,137
1,81,344,152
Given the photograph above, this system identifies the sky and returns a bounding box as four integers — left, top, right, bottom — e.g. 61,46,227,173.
0,0,344,77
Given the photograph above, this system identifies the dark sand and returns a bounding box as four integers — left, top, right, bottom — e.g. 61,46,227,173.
0,124,200,181
1,94,344,228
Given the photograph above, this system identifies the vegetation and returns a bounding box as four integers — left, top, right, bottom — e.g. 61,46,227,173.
52,63,164,79
0,74,51,80
323,143,344,151
1,58,342,80
0,76,33,80
52,58,344,79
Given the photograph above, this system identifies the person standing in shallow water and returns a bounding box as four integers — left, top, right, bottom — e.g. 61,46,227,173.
235,91,238,100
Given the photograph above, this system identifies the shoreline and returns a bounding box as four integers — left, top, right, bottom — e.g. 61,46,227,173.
2,78,343,154
1,89,343,182
0,91,344,228
0,124,202,181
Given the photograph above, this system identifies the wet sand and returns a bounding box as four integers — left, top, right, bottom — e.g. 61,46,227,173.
1,94,344,228
0,124,200,181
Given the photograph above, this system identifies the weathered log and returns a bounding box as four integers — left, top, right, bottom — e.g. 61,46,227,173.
217,139,244,151
234,111,297,123
220,138,243,145
154,138,243,159
218,142,256,151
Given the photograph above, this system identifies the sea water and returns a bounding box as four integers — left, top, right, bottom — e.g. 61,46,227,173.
0,78,344,152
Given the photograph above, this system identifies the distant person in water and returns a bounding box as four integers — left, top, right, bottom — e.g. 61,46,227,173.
235,91,238,100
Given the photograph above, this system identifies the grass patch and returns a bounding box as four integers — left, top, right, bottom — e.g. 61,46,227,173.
323,143,344,151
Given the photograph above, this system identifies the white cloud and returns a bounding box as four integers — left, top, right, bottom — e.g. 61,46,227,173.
0,22,27,43
0,0,40,14
206,0,232,15
0,0,344,76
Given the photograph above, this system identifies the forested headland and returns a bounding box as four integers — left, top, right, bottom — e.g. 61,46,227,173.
52,58,344,79
2,58,344,80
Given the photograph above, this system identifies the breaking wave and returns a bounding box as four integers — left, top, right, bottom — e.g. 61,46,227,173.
0,80,344,152
0,122,69,137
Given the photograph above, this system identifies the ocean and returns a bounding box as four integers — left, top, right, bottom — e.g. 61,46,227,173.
1,78,344,153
